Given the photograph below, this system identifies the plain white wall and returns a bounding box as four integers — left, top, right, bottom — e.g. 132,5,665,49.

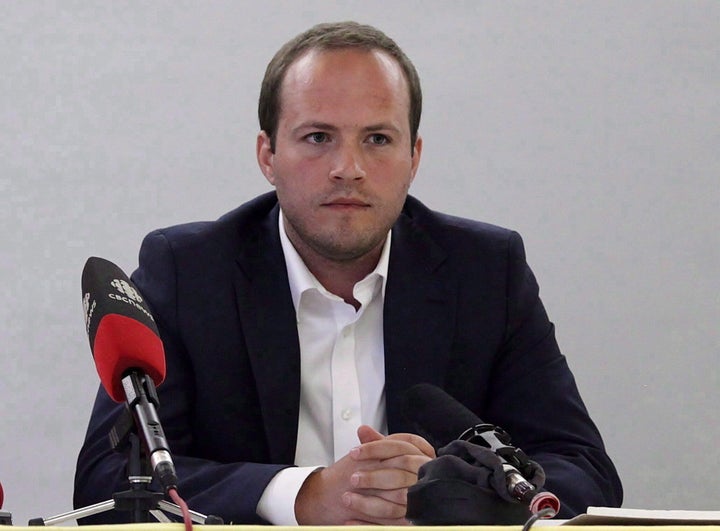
1,1,718,524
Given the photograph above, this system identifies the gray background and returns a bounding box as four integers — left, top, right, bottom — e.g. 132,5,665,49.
1,0,718,525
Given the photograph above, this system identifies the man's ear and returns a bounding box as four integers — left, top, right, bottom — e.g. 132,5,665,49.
410,135,423,182
256,131,276,185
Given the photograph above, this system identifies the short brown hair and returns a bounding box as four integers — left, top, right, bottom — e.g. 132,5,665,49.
258,21,422,152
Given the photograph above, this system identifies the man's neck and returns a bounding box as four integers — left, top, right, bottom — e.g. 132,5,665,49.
278,210,390,310
299,245,383,310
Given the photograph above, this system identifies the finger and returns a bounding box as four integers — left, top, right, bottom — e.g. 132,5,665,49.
356,427,435,459
345,518,411,526
351,467,419,490
379,453,433,473
342,490,407,521
354,453,432,476
352,486,408,505
351,438,428,461
385,432,436,458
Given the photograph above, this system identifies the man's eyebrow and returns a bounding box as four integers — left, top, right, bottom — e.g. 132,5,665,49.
292,121,338,133
364,123,401,133
292,122,401,133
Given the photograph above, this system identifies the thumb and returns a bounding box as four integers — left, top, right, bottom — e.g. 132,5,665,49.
357,424,384,444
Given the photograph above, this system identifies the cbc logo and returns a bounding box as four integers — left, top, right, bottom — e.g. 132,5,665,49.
110,278,143,303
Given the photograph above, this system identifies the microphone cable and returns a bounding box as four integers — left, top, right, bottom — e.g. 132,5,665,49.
522,507,557,531
168,488,193,531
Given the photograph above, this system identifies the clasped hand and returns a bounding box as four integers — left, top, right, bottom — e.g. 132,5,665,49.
295,425,435,525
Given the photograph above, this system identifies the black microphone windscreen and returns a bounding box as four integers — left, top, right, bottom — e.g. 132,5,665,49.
81,257,159,347
81,256,165,402
402,383,483,449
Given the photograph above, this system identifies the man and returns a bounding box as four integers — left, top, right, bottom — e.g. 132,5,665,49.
74,21,622,525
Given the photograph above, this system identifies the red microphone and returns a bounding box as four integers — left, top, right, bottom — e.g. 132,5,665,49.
0,480,12,526
82,257,165,401
81,257,176,492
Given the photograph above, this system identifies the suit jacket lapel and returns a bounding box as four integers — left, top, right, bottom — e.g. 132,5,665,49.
384,211,455,433
229,197,456,457
233,203,301,464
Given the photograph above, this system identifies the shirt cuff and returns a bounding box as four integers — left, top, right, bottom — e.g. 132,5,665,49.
256,466,320,525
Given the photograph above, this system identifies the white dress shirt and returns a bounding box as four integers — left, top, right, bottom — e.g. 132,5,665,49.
256,210,390,524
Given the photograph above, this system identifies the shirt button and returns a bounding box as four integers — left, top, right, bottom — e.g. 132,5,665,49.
342,327,351,338
341,408,352,420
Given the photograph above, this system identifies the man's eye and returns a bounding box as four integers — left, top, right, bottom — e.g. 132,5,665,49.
368,134,389,145
307,132,328,143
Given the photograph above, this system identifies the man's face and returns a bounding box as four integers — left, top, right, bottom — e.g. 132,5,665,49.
257,48,422,264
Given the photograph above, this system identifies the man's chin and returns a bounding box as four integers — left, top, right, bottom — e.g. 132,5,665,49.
312,234,387,263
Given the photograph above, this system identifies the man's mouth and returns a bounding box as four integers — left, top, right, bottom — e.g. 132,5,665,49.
323,197,371,208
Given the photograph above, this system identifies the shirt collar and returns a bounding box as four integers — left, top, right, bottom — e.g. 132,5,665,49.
278,209,391,313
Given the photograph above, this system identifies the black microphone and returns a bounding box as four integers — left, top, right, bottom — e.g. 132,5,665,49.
81,256,178,493
402,383,560,517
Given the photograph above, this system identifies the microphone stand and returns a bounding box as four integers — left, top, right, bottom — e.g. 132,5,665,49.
29,411,222,526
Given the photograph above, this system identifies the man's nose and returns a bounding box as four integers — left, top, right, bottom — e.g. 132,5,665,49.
330,143,367,181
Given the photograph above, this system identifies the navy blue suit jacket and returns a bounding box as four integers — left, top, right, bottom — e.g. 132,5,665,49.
74,192,622,523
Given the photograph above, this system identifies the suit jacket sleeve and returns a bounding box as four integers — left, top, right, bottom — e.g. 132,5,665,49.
384,203,622,518
73,226,290,524
488,231,622,516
